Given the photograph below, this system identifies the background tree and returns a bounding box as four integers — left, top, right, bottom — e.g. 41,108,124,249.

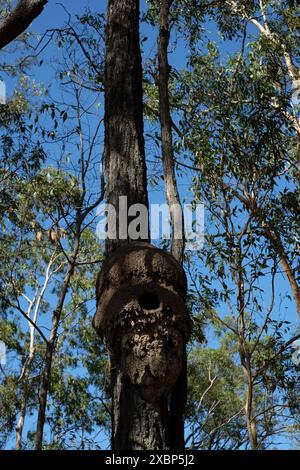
0,16,109,449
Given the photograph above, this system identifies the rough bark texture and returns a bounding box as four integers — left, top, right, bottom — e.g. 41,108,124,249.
94,242,190,449
0,0,47,50
236,251,259,450
104,0,149,253
96,0,190,450
111,372,170,449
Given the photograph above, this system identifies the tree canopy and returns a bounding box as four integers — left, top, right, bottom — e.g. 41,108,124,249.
0,0,299,450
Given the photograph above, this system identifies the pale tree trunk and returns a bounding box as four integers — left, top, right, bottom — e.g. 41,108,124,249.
158,0,184,265
239,335,258,450
228,1,300,178
34,238,79,450
16,353,34,450
32,81,105,449
158,0,186,449
15,252,56,449
33,87,105,448
94,0,189,450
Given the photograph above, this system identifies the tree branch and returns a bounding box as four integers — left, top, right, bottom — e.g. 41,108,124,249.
0,0,48,50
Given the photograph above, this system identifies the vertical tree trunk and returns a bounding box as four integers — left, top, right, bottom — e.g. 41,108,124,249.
236,248,259,450
16,395,27,450
158,0,184,265
16,354,34,450
158,0,186,449
95,242,189,450
34,238,80,450
111,367,170,450
104,0,149,253
95,0,189,450
244,371,258,450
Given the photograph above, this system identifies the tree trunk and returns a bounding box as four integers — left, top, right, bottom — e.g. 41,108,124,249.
94,0,189,450
34,335,55,449
158,0,184,265
34,244,79,449
16,353,34,450
158,0,186,449
243,364,258,450
262,224,300,320
236,244,258,450
16,395,27,450
111,367,170,449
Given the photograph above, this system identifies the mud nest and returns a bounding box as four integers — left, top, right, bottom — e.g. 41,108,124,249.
93,242,190,400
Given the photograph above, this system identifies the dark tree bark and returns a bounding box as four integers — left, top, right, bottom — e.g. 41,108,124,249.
0,0,48,50
94,0,190,451
95,242,189,450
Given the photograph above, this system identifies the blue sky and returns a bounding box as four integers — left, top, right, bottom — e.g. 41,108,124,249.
1,0,299,450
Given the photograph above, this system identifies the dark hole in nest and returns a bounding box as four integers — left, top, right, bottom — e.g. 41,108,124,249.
139,292,160,310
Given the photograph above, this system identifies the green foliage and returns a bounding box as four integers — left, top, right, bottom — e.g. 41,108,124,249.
1,0,299,451
186,338,245,450
0,11,108,449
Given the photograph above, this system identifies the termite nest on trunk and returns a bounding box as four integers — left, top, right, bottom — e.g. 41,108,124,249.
93,242,190,401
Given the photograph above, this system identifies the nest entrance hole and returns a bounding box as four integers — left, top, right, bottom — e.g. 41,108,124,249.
139,292,160,311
